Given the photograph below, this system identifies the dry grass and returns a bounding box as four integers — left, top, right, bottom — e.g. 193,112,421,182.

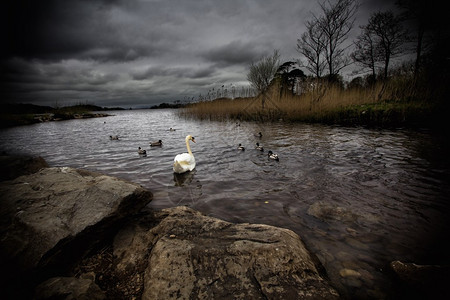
180,76,439,127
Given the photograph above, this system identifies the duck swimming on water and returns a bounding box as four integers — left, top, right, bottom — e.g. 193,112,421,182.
267,150,279,161
238,144,245,151
138,147,147,155
150,140,163,147
255,142,264,151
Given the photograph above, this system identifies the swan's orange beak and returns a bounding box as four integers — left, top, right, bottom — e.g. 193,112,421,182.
191,137,196,143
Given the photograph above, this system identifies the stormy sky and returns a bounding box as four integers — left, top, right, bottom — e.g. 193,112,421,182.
2,0,396,108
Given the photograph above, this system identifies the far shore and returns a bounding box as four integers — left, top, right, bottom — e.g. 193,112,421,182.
0,103,120,128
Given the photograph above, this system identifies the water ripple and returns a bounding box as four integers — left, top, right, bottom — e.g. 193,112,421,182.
1,109,449,299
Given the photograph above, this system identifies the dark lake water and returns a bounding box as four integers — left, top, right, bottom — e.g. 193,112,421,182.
1,109,449,299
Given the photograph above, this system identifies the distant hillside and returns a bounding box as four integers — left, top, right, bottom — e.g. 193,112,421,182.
1,103,125,114
56,104,125,112
0,103,121,128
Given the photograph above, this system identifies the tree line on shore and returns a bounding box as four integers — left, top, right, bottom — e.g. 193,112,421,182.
183,0,449,128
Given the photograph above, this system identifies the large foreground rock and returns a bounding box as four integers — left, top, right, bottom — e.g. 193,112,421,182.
0,159,339,299
112,206,340,299
35,206,340,299
0,166,153,298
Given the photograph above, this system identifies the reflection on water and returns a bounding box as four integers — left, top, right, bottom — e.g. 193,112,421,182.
1,109,449,299
173,169,196,186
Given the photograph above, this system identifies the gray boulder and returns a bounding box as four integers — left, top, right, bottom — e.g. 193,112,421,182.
113,206,340,299
0,166,153,298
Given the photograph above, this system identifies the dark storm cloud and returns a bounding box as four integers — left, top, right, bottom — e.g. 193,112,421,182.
131,65,217,81
2,0,399,108
3,0,305,63
3,0,174,62
1,58,119,87
4,0,108,60
202,40,266,66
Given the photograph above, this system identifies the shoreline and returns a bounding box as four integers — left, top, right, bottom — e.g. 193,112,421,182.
0,111,112,129
0,103,123,129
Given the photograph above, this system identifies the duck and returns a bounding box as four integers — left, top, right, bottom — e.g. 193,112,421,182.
254,132,262,138
267,150,279,161
110,135,119,140
150,140,163,147
238,144,245,151
173,135,196,174
255,142,264,151
138,147,147,155
169,128,176,131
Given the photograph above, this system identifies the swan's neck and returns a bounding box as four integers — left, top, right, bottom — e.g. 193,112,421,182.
185,137,193,156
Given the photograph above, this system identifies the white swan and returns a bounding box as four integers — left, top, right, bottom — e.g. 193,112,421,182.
173,135,196,174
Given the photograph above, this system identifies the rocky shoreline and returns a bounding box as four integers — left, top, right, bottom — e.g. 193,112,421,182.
0,155,448,299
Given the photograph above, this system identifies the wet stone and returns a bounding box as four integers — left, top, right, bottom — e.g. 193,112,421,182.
343,276,362,288
339,268,362,278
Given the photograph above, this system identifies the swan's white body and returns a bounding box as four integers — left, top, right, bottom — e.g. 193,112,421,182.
173,135,196,173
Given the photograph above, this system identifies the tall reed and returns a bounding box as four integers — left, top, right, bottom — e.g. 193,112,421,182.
180,76,439,127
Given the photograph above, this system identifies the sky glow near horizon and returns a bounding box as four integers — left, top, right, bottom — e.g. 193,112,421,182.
2,0,396,108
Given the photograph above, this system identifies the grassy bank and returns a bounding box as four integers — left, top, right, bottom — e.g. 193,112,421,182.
180,77,447,129
0,104,118,128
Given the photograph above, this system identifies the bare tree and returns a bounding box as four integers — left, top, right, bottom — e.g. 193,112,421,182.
365,11,407,79
315,0,358,79
247,50,281,94
351,25,380,80
247,50,281,108
296,19,327,78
